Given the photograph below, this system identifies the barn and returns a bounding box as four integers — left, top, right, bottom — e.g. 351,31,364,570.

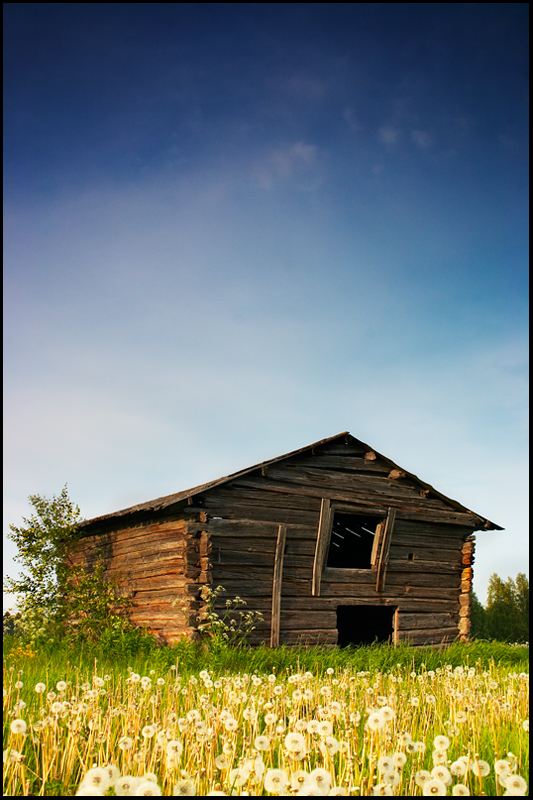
73,432,502,647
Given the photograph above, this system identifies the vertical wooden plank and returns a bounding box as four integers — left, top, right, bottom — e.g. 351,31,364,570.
376,508,396,592
270,525,287,648
312,499,332,597
370,520,385,567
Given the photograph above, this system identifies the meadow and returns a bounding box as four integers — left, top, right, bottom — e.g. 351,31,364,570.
3,638,529,797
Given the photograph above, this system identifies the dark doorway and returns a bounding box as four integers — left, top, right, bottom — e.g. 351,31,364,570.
327,513,379,569
336,605,396,647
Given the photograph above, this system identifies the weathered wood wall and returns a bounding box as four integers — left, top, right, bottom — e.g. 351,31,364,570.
73,438,480,646
69,519,206,644
192,440,478,646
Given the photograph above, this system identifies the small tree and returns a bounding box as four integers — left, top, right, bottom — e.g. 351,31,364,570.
485,573,529,643
469,590,488,639
4,486,133,646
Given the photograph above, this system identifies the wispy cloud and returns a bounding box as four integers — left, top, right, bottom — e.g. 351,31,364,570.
377,125,401,145
256,141,321,191
411,129,432,148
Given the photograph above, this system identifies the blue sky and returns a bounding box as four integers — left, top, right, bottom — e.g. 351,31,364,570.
4,4,528,607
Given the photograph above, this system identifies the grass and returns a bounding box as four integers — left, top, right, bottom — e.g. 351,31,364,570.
3,637,529,796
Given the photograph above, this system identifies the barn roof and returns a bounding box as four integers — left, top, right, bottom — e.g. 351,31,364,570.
81,432,503,531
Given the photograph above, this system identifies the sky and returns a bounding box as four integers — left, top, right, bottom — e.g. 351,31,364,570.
3,3,529,608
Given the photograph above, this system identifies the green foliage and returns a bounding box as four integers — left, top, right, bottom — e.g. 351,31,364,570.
178,584,264,651
4,486,156,653
485,572,529,643
469,590,488,639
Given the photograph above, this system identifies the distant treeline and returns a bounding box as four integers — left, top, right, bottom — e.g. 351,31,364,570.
470,572,529,643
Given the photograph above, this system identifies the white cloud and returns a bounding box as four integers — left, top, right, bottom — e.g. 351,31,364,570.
256,141,322,191
411,129,432,148
377,125,401,145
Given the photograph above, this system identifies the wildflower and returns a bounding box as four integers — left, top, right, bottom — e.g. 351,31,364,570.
452,786,471,796
450,761,468,777
433,735,450,751
415,742,427,754
383,770,400,786
130,673,141,683
367,712,385,731
264,712,277,725
264,768,289,794
426,694,436,705
372,786,394,796
470,759,490,777
228,767,250,787
141,677,152,690
380,706,395,722
10,719,27,735
433,750,448,766
422,778,447,796
35,683,46,693
80,767,111,792
104,765,120,786
173,779,196,796
309,768,332,792
167,740,183,758
142,725,156,738
415,771,432,787
494,760,511,777
377,756,395,774
56,680,67,691
455,711,468,723
523,719,529,732
94,677,105,688
3,748,24,764
504,776,527,793
285,732,306,752
14,681,23,689
135,781,162,796
254,735,271,750
329,788,348,796
399,731,412,746
215,754,230,769
327,668,334,675
431,766,452,786
51,701,65,714
119,736,134,750
224,717,238,732
324,735,341,756
290,770,313,791
318,720,333,737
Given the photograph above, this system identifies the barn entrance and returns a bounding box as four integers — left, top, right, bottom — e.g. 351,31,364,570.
336,605,396,647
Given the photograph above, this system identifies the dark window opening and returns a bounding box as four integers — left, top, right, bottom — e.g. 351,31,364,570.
337,605,396,647
326,513,379,569
407,552,414,561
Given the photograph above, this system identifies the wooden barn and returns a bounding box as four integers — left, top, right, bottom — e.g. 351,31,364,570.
73,432,502,647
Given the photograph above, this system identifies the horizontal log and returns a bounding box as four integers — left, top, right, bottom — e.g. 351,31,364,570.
398,612,456,629
322,568,461,589
387,560,459,574
397,627,459,645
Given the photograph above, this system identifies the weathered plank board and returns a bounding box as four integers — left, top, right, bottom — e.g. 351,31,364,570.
270,525,286,648
397,627,459,645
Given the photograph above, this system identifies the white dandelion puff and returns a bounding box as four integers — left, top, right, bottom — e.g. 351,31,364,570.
394,752,407,768
135,781,162,796
372,785,394,796
35,683,46,693
228,767,250,787
450,761,468,777
452,786,471,796
367,712,385,731
505,776,527,793
285,732,306,752
264,768,289,794
431,766,452,786
433,735,450,751
309,768,332,791
470,760,490,777
415,771,432,787
422,778,447,796
254,735,270,751
10,719,27,735
377,757,395,774
80,767,111,792
172,779,196,796
290,771,313,791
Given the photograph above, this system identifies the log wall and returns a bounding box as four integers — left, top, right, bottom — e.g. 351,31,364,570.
73,439,481,646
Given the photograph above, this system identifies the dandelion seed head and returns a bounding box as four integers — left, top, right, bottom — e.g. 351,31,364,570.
470,759,490,777
264,768,289,794
135,779,162,796
452,784,471,795
173,778,196,796
80,767,111,792
433,735,450,751
422,777,447,796
10,719,27,735
505,775,527,792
